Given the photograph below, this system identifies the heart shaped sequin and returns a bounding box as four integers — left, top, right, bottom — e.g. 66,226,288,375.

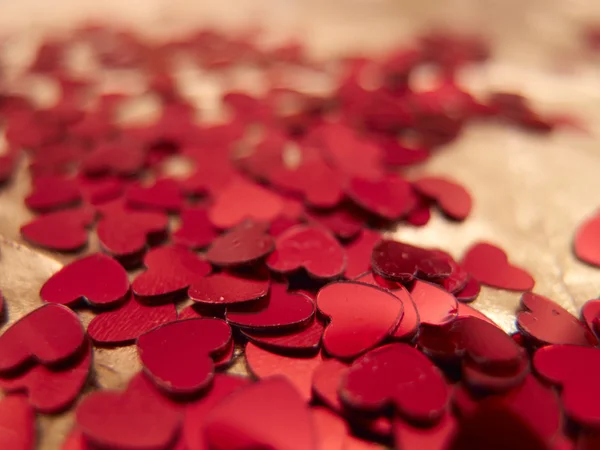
344,229,381,280
242,318,324,354
346,175,415,220
410,280,458,326
173,206,219,250
574,212,600,267
126,179,183,213
189,272,269,306
206,220,274,267
25,176,81,212
413,176,472,221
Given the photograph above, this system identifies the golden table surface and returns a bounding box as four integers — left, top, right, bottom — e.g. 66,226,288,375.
1,1,600,448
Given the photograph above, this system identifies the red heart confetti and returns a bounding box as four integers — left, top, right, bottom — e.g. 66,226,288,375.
312,406,348,450
393,413,457,450
126,178,183,213
340,343,449,423
267,225,346,280
25,175,81,212
574,212,600,267
347,174,416,220
132,245,211,299
306,207,364,241
581,298,600,339
410,279,458,326
0,395,35,450
189,272,269,306
206,220,274,267
343,229,381,280
455,276,481,303
137,318,232,395
318,281,404,359
173,206,219,250
461,242,535,291
40,253,129,308
0,304,85,373
413,176,473,220
76,372,182,449
242,317,324,354
87,293,177,345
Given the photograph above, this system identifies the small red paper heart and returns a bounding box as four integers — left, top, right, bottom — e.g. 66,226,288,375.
183,374,251,450
245,342,322,401
0,395,35,450
40,253,129,308
208,179,284,229
82,141,147,177
173,206,218,250
206,220,274,267
226,283,315,331
340,343,449,423
317,281,404,359
394,414,456,450
20,206,95,252
76,372,182,449
0,304,85,373
132,245,211,299
203,377,317,450
461,242,534,291
346,174,415,220
344,229,381,280
189,272,269,306
574,212,600,267
0,340,91,413
137,318,232,394
126,179,183,213
517,292,596,346
410,280,458,326
267,225,346,279
87,293,177,345
25,175,81,212
242,318,324,354
413,176,472,220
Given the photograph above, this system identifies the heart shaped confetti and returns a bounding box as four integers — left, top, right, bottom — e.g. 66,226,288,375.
126,178,183,213
137,318,232,394
455,276,481,303
173,206,219,250
132,245,211,299
40,253,129,308
203,376,317,450
461,242,535,291
267,225,346,279
206,220,274,267
25,175,81,212
393,413,457,450
242,318,324,354
189,272,269,306
306,207,364,241
318,281,404,359
0,304,85,373
312,406,348,450
340,343,449,423
410,279,458,326
0,395,35,450
581,299,600,339
346,175,415,220
413,176,473,220
574,212,600,267
344,229,381,280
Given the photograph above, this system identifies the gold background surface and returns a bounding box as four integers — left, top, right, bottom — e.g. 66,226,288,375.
1,1,600,448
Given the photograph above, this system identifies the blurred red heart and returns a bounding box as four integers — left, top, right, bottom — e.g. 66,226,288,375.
0,395,35,450
206,220,274,267
413,176,472,220
173,206,218,250
393,413,456,450
306,207,364,240
347,174,415,220
344,229,381,279
25,175,81,212
574,212,600,267
126,178,183,213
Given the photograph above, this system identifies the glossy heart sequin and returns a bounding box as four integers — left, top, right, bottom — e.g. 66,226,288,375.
394,414,456,450
242,318,324,354
206,220,274,267
461,242,535,291
189,272,269,306
267,225,346,279
137,318,232,394
347,175,415,220
25,176,81,212
40,253,129,308
574,212,600,267
318,281,403,359
173,206,218,250
344,229,381,280
410,280,458,326
126,179,183,213
413,176,472,220
0,395,35,450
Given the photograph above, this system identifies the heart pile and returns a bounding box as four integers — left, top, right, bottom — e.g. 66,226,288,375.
0,24,597,450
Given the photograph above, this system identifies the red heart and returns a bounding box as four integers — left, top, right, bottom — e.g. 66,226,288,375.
245,342,322,401
340,343,449,423
87,293,177,345
76,372,182,449
132,245,211,299
581,299,600,339
203,377,317,450
137,318,232,394
0,340,91,413
189,272,269,306
82,141,146,177
312,406,349,450
40,253,129,308
574,212,600,267
226,283,315,331
461,242,534,291
344,229,381,279
346,174,416,220
25,175,81,212
20,206,95,252
126,179,183,213
430,250,469,294
413,176,472,220
183,374,251,450
393,414,456,450
267,225,346,279
306,207,364,241
0,395,35,450
173,206,219,250
410,280,458,326
517,292,596,346
208,179,284,229
0,304,85,373
206,220,274,267
77,175,125,205
456,302,499,327
455,276,481,303
242,318,324,354
317,281,404,359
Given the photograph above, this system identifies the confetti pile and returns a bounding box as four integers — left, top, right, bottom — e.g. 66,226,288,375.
0,25,599,450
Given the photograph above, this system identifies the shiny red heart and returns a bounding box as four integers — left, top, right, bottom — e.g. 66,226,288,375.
0,340,91,413
344,229,381,280
581,299,600,339
137,318,232,394
76,372,182,449
317,281,404,359
455,276,481,303
242,318,324,354
340,343,449,423
306,207,364,241
0,395,35,450
226,283,315,331
0,304,85,373
208,179,284,229
393,413,456,450
312,358,349,412
456,302,499,327
132,245,211,299
20,206,95,252
189,272,269,306
82,140,147,177
173,206,219,250
413,176,472,220
126,178,183,213
25,175,81,212
267,225,346,279
461,242,534,291
430,250,470,294
205,220,274,267
87,293,177,345
312,406,348,450
77,175,125,205
203,377,317,450
40,253,129,308
410,280,458,326
346,174,415,220
517,292,596,346
574,212,600,267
